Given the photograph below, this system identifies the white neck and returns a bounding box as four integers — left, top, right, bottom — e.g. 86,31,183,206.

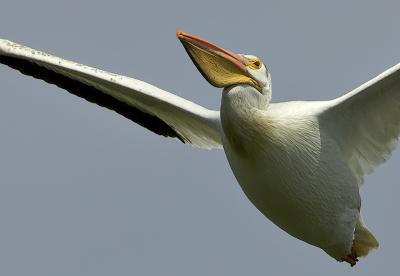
220,84,271,151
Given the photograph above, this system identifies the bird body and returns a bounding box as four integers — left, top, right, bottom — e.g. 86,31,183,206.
1,32,398,266
221,89,363,260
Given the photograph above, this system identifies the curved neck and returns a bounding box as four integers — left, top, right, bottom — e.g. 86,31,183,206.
220,84,271,151
221,84,270,115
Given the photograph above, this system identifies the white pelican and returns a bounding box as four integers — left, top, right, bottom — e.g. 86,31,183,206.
1,32,399,266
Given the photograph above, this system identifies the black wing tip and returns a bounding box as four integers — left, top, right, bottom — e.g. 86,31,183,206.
0,54,186,143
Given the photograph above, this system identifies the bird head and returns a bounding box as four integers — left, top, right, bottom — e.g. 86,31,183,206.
177,32,271,96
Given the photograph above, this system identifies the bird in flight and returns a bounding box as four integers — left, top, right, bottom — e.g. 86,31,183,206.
1,31,399,267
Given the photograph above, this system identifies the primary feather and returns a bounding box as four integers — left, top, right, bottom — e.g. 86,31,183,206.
0,39,222,149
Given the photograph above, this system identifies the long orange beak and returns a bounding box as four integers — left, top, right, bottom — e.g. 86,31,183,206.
177,31,260,91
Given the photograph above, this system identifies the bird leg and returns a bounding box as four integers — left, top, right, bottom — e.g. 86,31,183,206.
341,242,359,267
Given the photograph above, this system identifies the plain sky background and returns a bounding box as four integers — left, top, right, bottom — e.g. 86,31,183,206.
0,0,399,275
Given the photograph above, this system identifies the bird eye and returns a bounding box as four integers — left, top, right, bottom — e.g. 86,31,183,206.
248,59,262,70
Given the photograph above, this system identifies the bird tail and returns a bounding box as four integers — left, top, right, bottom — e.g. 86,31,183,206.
353,216,379,257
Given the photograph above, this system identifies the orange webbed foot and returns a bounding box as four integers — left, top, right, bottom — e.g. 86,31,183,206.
341,242,359,267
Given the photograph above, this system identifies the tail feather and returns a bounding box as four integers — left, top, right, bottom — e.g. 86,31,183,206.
354,216,379,257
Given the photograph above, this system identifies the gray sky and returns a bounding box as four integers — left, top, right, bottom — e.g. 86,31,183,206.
0,0,399,275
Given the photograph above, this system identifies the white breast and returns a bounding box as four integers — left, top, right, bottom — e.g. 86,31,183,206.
221,99,361,260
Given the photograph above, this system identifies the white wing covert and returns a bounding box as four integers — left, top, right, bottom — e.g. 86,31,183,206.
320,63,400,183
0,39,222,149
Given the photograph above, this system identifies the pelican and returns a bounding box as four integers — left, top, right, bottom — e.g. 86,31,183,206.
1,32,399,266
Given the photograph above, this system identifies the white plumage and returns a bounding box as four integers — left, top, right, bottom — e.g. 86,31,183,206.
1,32,399,266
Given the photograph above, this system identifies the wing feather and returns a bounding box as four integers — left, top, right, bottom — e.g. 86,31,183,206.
320,63,400,183
0,39,222,149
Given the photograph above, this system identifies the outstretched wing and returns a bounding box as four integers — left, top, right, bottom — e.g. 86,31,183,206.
320,63,400,183
0,39,222,149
